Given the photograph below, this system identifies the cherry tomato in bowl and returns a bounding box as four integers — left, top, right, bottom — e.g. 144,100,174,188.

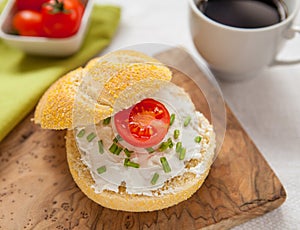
41,0,84,38
12,10,44,36
114,98,171,148
16,0,49,11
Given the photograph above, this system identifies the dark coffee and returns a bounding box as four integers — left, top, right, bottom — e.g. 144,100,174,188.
196,0,287,28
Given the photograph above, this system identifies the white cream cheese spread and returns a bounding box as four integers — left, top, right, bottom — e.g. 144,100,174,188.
74,83,215,196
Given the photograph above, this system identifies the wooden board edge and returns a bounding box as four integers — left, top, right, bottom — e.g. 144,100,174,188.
203,190,286,229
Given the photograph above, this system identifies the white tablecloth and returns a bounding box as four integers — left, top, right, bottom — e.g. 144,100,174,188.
100,0,300,229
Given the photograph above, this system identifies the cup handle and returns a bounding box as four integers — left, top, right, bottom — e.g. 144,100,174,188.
273,25,300,65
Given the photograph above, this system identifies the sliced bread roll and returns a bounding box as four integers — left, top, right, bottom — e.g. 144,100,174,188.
34,50,216,212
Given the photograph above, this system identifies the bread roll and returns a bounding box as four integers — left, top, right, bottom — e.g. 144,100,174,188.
34,50,216,212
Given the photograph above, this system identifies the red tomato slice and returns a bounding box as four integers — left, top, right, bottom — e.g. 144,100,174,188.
114,98,170,148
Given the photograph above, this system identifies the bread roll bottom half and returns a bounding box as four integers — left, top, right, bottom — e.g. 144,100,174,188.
66,83,216,212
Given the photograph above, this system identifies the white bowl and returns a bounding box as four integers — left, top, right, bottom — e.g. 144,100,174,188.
0,0,94,57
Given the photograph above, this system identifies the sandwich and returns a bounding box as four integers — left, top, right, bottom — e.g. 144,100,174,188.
34,50,216,212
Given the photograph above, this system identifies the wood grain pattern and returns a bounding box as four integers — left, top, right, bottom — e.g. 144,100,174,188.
0,49,286,229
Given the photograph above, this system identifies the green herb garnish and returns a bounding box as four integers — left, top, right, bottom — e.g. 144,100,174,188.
87,132,96,142
109,143,123,155
151,173,159,185
97,166,106,174
174,129,180,139
109,143,118,154
124,148,133,157
158,141,169,152
115,146,123,155
113,134,123,143
167,137,173,148
175,141,186,160
176,142,182,153
124,158,140,168
98,140,104,154
179,147,186,160
194,136,202,143
146,147,155,153
77,129,85,138
103,117,111,125
160,157,171,173
170,113,175,126
158,138,173,152
184,115,191,127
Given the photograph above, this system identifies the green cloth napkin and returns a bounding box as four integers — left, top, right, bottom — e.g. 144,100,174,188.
0,3,121,142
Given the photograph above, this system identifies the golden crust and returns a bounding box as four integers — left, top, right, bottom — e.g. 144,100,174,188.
34,50,172,130
66,130,213,212
34,68,83,129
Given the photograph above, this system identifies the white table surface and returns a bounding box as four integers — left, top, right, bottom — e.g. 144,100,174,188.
99,0,300,229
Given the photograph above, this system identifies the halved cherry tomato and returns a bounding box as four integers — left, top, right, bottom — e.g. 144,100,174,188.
16,0,49,11
12,10,44,36
114,98,170,148
41,0,84,38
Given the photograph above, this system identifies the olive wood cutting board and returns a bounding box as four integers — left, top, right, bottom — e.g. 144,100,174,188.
0,48,286,229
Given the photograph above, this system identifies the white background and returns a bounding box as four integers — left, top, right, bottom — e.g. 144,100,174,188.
99,0,300,229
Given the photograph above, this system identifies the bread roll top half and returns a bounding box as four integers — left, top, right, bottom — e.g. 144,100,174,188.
34,50,172,130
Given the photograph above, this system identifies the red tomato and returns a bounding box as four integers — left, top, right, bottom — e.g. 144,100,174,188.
41,0,84,38
12,10,43,36
16,0,49,11
114,98,170,148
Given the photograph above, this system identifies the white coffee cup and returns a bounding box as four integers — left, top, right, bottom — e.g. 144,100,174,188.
188,0,300,81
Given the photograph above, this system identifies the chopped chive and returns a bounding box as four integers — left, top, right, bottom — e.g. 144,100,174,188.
113,134,123,143
158,141,169,152
151,173,159,185
146,147,155,153
115,146,123,155
98,140,104,154
124,158,130,165
118,135,123,142
77,129,85,138
97,166,106,174
194,136,202,143
87,132,96,142
160,157,171,173
109,143,123,155
124,148,133,157
124,158,140,168
170,113,175,126
167,137,173,148
174,129,180,139
127,161,140,168
179,147,186,160
159,138,174,152
176,142,182,153
103,117,111,125
184,116,191,127
109,143,118,154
